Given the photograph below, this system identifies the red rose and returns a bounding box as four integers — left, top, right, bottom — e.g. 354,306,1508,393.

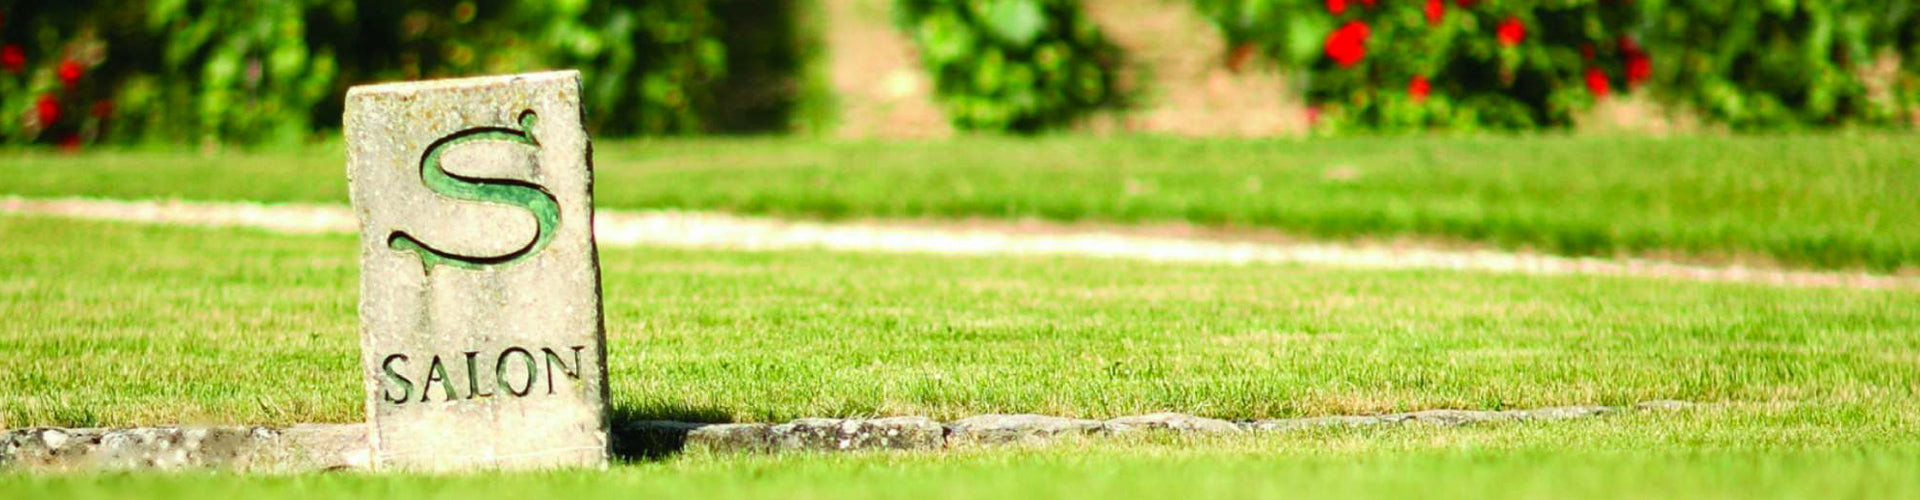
58,133,81,151
1327,0,1347,14
1585,68,1611,98
1425,0,1445,25
1496,17,1526,46
1455,0,1475,6
0,45,23,73
1618,36,1643,56
1324,21,1371,68
1409,76,1432,102
1626,55,1652,87
35,94,60,125
57,60,83,87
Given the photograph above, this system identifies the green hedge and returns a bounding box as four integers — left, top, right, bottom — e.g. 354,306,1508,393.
1193,0,1920,132
894,0,1121,133
0,0,811,147
1640,0,1920,129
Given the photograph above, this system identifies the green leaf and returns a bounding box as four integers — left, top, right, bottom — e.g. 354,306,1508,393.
1286,14,1333,66
985,0,1047,48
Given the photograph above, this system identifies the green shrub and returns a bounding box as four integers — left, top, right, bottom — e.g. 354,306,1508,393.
1193,0,1920,131
0,2,151,147
1196,0,1640,131
319,0,727,136
894,0,1121,132
149,0,338,145
0,0,797,147
1637,0,1920,129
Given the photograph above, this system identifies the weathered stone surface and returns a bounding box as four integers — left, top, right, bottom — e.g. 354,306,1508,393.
346,70,609,471
1,401,1700,469
617,418,947,455
1386,409,1519,426
1510,405,1616,421
0,425,369,471
687,423,779,451
614,421,780,455
1242,415,1389,431
266,424,373,470
1247,404,1635,432
1105,412,1242,434
1636,400,1694,412
764,417,947,451
947,414,1106,443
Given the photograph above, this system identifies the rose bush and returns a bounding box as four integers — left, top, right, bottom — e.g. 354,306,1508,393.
0,0,812,147
1195,0,1640,132
1193,0,1920,131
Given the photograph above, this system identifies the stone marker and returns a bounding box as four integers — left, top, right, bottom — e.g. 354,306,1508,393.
345,70,609,470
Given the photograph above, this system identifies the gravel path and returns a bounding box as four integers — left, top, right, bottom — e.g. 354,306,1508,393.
4,196,1911,290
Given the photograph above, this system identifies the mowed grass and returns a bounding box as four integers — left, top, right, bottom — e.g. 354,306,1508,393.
5,134,1917,271
2,216,1915,427
4,409,1920,500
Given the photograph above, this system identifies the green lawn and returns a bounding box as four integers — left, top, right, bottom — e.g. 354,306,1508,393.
4,134,1918,498
4,216,1915,426
5,134,1917,271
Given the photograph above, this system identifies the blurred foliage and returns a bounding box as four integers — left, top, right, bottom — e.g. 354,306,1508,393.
894,0,1121,133
1195,0,1641,131
1194,0,1920,131
0,0,813,147
1639,0,1920,129
321,0,728,137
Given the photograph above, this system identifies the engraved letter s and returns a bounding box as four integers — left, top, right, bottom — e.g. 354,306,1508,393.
388,110,561,271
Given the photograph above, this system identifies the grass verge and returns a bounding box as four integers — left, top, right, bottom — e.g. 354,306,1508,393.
2,216,1914,426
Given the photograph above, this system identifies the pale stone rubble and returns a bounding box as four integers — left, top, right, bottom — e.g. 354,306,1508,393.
2,401,1693,471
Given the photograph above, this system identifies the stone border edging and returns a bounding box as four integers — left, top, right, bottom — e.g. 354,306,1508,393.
2,401,1693,471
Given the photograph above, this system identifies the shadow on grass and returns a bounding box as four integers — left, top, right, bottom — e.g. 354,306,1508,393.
608,403,736,462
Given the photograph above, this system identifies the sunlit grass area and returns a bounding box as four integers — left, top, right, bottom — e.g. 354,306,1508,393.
5,134,1916,270
5,135,1918,496
3,216,1914,427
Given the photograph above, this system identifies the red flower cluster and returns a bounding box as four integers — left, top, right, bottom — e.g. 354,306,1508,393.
1409,75,1432,102
1425,0,1446,25
1620,36,1652,87
57,60,83,87
1326,0,1377,15
1497,17,1527,46
1324,21,1371,67
0,44,22,73
35,95,60,125
1585,68,1611,97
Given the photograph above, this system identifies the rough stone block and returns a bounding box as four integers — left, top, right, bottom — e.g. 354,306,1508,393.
946,414,1105,443
1104,412,1242,434
345,71,609,471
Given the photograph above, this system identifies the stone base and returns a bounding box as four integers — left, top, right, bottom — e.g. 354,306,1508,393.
3,401,1695,471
